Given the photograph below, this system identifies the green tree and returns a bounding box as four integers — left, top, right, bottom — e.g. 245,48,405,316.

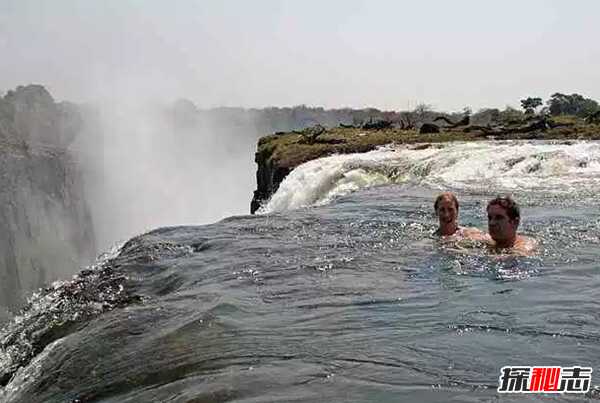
520,97,543,115
547,93,599,117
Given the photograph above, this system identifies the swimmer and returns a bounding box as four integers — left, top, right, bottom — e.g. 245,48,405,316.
433,192,486,240
486,195,537,255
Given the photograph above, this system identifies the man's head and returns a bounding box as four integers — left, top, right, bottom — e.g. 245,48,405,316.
487,195,520,245
434,192,459,227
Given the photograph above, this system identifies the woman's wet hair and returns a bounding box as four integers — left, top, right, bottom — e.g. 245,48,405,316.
487,195,520,221
434,192,459,212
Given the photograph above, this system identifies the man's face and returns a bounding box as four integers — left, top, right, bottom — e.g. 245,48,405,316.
487,204,518,242
436,199,458,226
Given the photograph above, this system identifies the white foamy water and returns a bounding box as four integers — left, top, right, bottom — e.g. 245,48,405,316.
260,140,600,213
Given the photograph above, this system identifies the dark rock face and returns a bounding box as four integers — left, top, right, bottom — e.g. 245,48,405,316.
250,146,290,214
0,85,95,315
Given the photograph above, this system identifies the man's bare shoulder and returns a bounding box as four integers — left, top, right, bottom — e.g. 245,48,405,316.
512,235,538,256
486,235,538,256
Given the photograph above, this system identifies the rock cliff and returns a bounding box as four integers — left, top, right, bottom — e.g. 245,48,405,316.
0,85,95,314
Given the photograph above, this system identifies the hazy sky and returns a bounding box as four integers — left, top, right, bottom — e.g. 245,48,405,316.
1,0,599,111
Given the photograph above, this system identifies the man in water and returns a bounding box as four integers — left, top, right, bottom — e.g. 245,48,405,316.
486,195,537,255
434,192,485,239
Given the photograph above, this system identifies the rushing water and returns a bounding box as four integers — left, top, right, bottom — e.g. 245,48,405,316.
1,140,600,402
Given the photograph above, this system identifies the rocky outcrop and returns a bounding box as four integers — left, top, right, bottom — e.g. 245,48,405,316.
0,85,95,314
250,139,292,214
1,85,81,148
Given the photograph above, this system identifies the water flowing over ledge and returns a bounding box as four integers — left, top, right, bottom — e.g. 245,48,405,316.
259,140,600,213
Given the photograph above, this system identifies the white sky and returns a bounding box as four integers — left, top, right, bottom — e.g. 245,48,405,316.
0,0,599,111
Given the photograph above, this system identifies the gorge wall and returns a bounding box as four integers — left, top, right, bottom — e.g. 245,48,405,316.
0,86,95,319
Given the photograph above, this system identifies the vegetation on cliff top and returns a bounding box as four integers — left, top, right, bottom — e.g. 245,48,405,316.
257,115,600,170
255,92,600,170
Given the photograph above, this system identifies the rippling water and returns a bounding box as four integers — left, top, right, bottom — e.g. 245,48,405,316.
1,141,600,402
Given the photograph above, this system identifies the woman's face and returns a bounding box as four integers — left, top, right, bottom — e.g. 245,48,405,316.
436,198,458,227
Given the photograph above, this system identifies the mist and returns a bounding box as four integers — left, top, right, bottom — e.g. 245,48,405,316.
70,99,258,251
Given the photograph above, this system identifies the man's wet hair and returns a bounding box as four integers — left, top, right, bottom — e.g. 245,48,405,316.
487,195,520,221
434,192,459,212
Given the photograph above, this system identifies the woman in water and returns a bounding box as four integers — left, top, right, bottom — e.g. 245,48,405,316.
433,192,487,240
